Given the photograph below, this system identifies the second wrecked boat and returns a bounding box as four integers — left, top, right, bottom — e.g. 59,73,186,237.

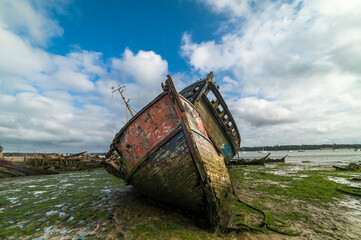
105,76,232,229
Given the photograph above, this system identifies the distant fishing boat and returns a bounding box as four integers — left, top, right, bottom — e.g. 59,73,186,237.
298,144,305,152
258,147,268,154
229,153,270,166
265,154,288,163
180,72,241,164
331,139,337,151
105,75,232,229
354,141,360,151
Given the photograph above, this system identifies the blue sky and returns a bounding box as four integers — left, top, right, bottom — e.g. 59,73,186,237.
1,0,361,152
49,0,223,72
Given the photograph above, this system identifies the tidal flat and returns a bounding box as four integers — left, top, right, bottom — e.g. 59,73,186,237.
0,150,360,239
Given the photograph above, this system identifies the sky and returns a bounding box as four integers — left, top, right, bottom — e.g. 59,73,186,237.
0,0,361,153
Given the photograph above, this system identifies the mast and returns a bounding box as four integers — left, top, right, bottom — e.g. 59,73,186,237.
331,139,337,151
112,85,137,121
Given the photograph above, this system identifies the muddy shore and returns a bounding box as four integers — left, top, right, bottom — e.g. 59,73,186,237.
1,150,360,239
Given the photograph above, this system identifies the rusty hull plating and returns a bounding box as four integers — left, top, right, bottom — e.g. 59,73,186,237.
180,72,241,164
105,75,231,229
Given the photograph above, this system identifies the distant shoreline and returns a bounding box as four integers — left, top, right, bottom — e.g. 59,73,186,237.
241,144,358,151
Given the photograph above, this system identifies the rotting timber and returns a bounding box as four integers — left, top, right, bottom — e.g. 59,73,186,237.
105,75,232,230
0,148,103,178
229,153,270,166
180,72,241,164
265,154,287,163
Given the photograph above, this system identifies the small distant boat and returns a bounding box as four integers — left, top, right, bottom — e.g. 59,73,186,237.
298,144,305,152
229,153,270,166
105,75,232,229
180,72,241,164
331,139,337,151
258,147,268,154
354,141,360,151
265,154,288,163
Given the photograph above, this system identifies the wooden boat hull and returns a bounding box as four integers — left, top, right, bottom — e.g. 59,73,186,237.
180,73,241,164
0,159,58,178
265,155,287,163
105,76,231,228
229,153,269,166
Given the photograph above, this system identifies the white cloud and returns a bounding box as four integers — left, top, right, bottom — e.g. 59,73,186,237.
50,51,105,92
0,0,64,45
0,1,173,152
0,28,51,77
112,48,168,86
108,48,169,107
230,97,297,127
182,0,361,145
199,0,251,17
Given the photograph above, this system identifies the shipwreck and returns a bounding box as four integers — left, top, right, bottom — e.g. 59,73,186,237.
105,74,241,229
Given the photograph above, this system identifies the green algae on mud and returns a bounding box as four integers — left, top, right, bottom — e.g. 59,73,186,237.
0,169,120,239
228,163,361,239
0,169,226,240
1,162,360,240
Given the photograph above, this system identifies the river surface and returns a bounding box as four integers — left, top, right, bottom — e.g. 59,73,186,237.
0,150,360,239
238,149,361,165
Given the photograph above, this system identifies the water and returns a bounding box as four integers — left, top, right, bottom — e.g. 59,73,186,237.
238,149,361,166
238,149,361,186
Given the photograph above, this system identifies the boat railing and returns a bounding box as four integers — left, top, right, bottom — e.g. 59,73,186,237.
179,73,241,153
210,96,240,148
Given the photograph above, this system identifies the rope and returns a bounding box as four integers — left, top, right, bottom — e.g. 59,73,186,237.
227,178,300,236
337,186,361,197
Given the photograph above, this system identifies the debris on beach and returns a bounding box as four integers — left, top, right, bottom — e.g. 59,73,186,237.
333,163,360,171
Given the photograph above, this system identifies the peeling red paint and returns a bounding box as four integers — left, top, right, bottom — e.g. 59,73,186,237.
114,93,180,172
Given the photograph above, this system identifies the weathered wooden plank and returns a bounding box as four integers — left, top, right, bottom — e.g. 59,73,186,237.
130,131,204,213
196,98,234,164
181,95,232,229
